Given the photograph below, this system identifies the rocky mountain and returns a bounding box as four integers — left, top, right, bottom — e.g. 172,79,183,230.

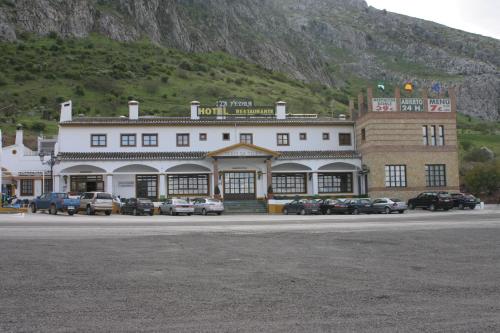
0,0,499,120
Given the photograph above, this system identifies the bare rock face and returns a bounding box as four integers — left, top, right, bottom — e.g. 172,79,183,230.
0,0,499,120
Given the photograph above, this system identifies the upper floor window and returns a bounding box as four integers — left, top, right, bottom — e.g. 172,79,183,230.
339,133,351,146
121,134,136,147
430,125,436,146
438,125,445,146
277,133,289,146
361,128,366,142
385,165,407,188
322,132,330,140
91,134,107,147
142,133,158,147
222,133,230,141
240,133,253,144
176,133,190,147
199,133,207,141
299,133,307,140
422,126,429,145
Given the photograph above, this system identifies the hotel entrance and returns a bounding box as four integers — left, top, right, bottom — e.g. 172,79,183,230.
223,171,256,200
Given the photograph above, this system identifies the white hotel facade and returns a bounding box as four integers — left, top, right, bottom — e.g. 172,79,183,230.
49,100,364,200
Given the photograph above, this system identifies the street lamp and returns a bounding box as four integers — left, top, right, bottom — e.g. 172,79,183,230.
39,151,58,193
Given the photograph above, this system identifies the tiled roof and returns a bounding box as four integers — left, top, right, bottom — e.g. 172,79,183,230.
58,150,360,161
61,116,353,126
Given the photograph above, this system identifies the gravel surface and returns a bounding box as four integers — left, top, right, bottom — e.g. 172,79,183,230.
1,211,499,332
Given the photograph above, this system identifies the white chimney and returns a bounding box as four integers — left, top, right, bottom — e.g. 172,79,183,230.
191,101,200,120
15,124,24,147
276,101,286,120
339,114,346,120
60,100,72,122
129,101,139,120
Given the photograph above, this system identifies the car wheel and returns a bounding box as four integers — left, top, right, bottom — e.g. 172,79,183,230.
429,204,436,212
458,203,464,210
326,208,332,215
68,211,74,216
470,205,476,210
30,204,37,214
384,207,391,214
133,208,138,216
187,213,192,216
283,208,288,215
50,205,57,215
86,205,92,215
408,203,415,210
170,208,174,216
352,208,359,215
398,210,404,214
300,208,306,215
202,209,207,216
150,212,154,216
105,210,111,216
217,212,222,215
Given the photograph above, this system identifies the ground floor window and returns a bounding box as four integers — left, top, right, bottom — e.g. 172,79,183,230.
136,175,158,200
70,175,104,193
385,165,407,187
44,178,53,193
272,173,306,194
168,174,209,196
426,164,446,187
20,179,34,196
318,173,353,193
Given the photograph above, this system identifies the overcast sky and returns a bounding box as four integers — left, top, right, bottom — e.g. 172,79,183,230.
366,0,500,40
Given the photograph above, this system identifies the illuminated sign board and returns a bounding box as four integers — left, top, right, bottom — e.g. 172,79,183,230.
401,98,424,112
198,106,275,117
428,99,451,112
372,98,397,112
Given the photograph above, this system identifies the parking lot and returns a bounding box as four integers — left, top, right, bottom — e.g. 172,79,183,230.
1,207,499,331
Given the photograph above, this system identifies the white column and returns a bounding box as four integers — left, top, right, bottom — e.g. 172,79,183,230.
15,179,20,197
54,176,61,192
159,174,166,199
106,174,113,194
311,172,319,196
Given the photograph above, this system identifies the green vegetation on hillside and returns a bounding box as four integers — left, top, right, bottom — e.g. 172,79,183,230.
0,33,351,145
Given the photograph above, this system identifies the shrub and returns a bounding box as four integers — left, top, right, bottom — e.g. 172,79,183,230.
464,162,500,195
30,121,46,133
463,147,494,163
178,61,192,71
144,80,160,94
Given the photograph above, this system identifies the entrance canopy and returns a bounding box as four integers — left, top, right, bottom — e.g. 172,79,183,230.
207,143,280,159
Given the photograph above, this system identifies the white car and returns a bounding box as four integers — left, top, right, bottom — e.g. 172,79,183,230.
371,198,408,214
160,198,194,216
193,198,224,215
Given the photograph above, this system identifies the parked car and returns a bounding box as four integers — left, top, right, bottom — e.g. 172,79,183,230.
371,198,407,214
450,193,477,210
407,192,454,211
120,198,155,216
79,192,113,215
193,198,224,215
320,198,350,215
283,199,321,215
30,192,80,215
346,198,376,215
160,198,194,216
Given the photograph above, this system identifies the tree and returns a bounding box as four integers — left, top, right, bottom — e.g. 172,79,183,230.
464,162,500,195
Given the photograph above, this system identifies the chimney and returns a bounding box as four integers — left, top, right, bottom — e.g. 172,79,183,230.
15,124,24,147
276,101,286,120
348,99,354,119
128,100,139,120
191,101,200,120
60,100,72,122
366,87,373,112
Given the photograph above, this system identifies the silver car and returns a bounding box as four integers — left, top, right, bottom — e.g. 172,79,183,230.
79,192,113,215
160,198,194,216
193,198,224,215
371,198,408,214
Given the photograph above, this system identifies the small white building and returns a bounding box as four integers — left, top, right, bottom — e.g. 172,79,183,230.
52,100,365,200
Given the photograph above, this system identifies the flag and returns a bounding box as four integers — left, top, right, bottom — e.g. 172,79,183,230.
404,82,413,93
377,82,385,91
431,82,441,94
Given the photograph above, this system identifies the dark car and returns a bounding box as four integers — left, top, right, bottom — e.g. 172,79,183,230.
283,199,321,215
320,198,350,215
120,198,155,216
407,192,454,211
346,198,376,215
450,193,477,210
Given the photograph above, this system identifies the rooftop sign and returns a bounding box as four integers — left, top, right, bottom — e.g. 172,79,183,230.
198,106,275,117
372,98,397,112
371,98,451,112
428,99,451,112
401,98,424,112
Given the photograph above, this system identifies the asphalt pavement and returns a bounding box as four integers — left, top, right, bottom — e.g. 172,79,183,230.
0,208,499,332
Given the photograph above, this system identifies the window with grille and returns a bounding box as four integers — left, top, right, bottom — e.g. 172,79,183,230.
44,178,53,193
168,174,209,195
299,133,307,140
426,164,446,187
240,133,253,144
222,133,230,141
272,173,306,194
361,128,366,141
277,133,289,146
121,134,136,147
91,134,106,147
339,133,351,145
142,134,158,147
136,175,158,199
20,179,34,196
176,133,190,147
385,165,407,187
318,173,353,193
322,132,330,140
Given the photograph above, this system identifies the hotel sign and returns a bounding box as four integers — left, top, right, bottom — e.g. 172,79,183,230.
372,98,397,112
428,99,451,112
401,98,424,112
216,98,254,108
198,106,275,117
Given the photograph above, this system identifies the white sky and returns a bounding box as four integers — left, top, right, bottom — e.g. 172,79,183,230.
366,0,500,40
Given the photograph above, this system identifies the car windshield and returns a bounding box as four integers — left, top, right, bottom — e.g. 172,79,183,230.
97,193,112,199
390,198,402,202
207,199,220,203
438,193,451,198
139,199,152,204
54,193,68,199
174,199,189,204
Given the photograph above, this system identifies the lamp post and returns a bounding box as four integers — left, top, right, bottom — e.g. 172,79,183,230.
39,151,58,193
